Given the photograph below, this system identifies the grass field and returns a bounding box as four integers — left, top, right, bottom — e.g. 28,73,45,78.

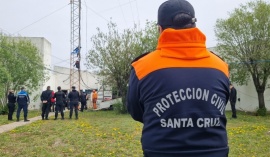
0,110,269,157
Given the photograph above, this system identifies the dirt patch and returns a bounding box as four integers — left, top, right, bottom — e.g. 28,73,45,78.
52,138,66,147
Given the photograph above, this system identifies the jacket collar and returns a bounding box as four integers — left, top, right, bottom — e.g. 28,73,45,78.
157,28,209,59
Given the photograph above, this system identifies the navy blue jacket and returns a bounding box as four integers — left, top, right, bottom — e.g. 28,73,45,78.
230,87,237,103
127,28,230,157
8,93,16,103
80,93,87,102
41,90,52,102
68,90,80,102
54,91,66,104
17,90,30,105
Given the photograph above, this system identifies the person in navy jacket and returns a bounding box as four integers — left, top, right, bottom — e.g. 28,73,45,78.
7,90,16,121
126,0,230,157
16,87,30,122
68,86,80,119
230,84,237,118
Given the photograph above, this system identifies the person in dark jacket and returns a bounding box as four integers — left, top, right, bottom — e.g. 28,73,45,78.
68,86,80,119
230,84,237,118
53,86,66,120
16,87,30,122
40,86,52,120
80,91,87,112
7,90,16,121
126,1,230,157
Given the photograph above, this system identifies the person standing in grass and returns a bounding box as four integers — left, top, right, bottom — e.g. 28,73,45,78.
53,86,66,120
80,91,87,112
16,87,30,122
126,0,230,156
91,90,98,109
40,86,52,120
7,90,16,121
230,84,237,119
68,86,80,119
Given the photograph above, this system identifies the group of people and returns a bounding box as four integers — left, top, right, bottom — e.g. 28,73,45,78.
7,85,98,121
40,86,66,120
7,87,30,122
40,86,97,120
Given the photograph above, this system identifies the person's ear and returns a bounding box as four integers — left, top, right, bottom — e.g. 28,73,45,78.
158,25,163,34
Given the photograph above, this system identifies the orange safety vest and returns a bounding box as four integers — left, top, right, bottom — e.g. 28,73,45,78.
92,92,98,100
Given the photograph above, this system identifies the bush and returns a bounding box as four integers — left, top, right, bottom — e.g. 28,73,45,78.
256,107,267,116
0,104,9,115
113,101,128,114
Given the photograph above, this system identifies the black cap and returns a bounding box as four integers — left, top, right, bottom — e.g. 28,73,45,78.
158,0,196,28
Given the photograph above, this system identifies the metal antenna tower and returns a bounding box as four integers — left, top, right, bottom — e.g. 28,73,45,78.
70,0,81,91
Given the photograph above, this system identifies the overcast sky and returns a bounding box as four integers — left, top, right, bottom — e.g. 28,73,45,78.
0,0,253,70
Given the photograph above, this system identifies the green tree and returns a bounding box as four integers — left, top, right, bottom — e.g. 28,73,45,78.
0,34,46,105
86,21,158,113
215,0,270,114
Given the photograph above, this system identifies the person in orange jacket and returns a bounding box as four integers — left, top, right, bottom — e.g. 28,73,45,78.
92,90,98,109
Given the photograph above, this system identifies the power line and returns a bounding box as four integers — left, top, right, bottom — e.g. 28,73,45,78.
134,0,140,28
80,72,92,89
117,0,128,27
99,0,136,13
128,0,135,25
82,3,109,22
13,4,69,34
0,4,72,70
51,58,70,67
41,50,70,67
0,27,11,34
81,0,136,22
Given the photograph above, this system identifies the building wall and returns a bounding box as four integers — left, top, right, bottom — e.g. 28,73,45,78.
53,66,99,92
209,47,270,112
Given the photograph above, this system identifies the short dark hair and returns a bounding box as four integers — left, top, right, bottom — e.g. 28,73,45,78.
161,13,196,30
57,86,61,90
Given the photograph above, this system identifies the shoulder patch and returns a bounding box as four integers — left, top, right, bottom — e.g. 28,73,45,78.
131,52,150,64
